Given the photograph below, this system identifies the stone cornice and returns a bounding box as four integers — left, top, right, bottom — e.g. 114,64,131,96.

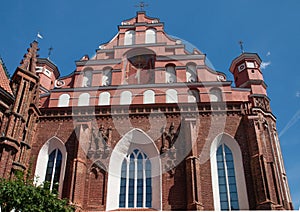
39,101,249,120
76,59,122,66
49,81,232,93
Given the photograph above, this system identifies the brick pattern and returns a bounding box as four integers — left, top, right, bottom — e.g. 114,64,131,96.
0,13,294,212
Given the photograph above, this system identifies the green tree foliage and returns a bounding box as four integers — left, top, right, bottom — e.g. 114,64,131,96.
0,173,74,212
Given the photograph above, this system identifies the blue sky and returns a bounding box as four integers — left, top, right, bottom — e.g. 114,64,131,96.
1,0,300,209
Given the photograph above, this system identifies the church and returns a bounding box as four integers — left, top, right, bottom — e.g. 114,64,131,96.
0,11,293,211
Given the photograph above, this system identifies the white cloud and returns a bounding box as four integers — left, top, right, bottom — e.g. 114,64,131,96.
296,91,300,98
266,51,271,56
261,61,271,69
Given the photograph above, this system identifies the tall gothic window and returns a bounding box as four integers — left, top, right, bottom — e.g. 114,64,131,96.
210,134,249,210
34,137,67,197
217,144,239,210
45,149,62,192
119,149,152,208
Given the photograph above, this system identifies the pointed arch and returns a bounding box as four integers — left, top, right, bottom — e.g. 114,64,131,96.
106,129,161,211
210,133,249,210
34,136,67,196
87,160,107,207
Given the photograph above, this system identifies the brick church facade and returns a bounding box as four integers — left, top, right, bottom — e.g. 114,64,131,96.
0,11,293,210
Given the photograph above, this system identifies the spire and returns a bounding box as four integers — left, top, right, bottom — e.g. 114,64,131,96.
19,41,39,73
0,57,13,95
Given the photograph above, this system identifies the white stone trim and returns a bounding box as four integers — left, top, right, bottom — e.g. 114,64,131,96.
210,133,249,210
58,94,70,107
106,128,162,211
143,90,155,104
166,89,178,103
78,93,90,106
34,136,67,196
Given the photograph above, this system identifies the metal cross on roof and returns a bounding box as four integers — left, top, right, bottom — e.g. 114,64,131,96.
48,47,53,59
135,1,148,11
239,40,245,53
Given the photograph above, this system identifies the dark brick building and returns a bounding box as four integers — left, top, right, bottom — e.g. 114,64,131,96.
0,12,293,211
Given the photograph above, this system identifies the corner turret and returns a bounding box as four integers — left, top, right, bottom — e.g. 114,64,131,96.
230,53,266,95
36,58,60,93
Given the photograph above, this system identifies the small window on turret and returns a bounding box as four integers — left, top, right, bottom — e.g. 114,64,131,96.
251,70,255,73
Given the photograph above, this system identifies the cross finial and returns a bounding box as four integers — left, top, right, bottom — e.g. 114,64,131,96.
135,1,148,11
239,40,245,53
48,47,53,59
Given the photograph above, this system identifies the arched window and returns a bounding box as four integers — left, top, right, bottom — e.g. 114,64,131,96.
188,89,199,103
120,91,132,105
186,63,198,82
145,29,156,44
166,89,178,103
34,137,67,196
78,93,90,106
58,94,70,107
82,70,93,87
124,30,136,45
102,67,112,86
210,134,249,210
216,144,239,210
119,149,152,208
165,65,176,83
45,149,62,192
209,88,222,102
106,129,161,211
143,90,155,104
99,92,111,106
